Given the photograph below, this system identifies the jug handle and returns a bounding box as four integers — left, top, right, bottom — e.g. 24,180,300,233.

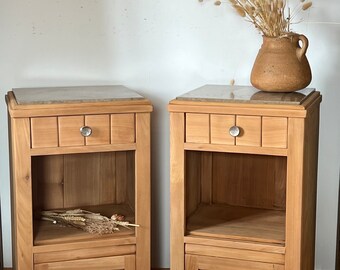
296,35,309,62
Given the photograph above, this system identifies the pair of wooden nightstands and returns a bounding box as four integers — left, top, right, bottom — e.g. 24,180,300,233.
6,85,321,270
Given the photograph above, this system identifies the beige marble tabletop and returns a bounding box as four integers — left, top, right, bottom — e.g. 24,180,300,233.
12,85,145,105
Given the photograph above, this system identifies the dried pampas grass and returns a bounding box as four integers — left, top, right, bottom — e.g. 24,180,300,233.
200,0,313,37
41,209,139,234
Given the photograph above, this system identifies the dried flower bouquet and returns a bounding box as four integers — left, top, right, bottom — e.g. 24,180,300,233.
41,209,139,234
202,0,312,38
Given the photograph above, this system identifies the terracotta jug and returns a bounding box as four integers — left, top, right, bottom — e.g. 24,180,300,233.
250,34,312,92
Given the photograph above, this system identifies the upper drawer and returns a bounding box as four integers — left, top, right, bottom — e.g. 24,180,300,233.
186,113,287,149
31,114,135,148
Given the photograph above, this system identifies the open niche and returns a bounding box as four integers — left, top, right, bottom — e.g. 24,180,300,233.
31,151,135,246
185,151,287,246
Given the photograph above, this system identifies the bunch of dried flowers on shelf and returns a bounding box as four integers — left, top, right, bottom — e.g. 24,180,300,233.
200,0,313,38
41,209,139,234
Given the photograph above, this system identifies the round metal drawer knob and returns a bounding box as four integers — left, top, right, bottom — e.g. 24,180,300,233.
229,126,240,137
80,126,92,137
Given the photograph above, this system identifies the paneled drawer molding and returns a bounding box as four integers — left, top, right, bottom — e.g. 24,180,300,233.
186,113,288,149
31,114,135,148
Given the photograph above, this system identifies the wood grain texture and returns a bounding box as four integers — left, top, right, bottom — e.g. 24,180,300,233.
170,113,185,270
85,114,110,146
185,243,284,264
34,255,127,270
135,113,151,270
58,116,84,147
210,114,235,145
186,204,285,244
185,255,284,270
9,118,33,269
34,245,135,264
235,115,261,147
111,113,135,144
31,117,58,148
262,117,288,148
185,113,209,143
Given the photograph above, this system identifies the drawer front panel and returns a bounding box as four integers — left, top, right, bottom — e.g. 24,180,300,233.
34,254,135,270
186,113,209,143
185,243,284,264
235,115,261,147
31,117,58,148
85,114,110,146
34,245,136,264
262,117,288,148
58,116,85,147
210,114,235,145
111,114,135,144
186,254,284,270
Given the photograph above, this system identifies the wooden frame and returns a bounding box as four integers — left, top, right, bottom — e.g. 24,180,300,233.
6,87,152,270
169,87,321,270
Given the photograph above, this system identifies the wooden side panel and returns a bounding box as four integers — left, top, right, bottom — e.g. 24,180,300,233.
63,153,100,208
186,113,209,143
210,114,235,145
10,118,33,269
58,116,84,147
301,105,319,270
85,114,110,146
186,255,284,270
111,113,135,144
212,153,286,210
286,117,304,269
185,151,201,216
34,255,126,270
32,155,64,210
170,113,185,270
116,152,128,204
236,115,261,147
135,113,151,270
31,117,58,148
262,117,288,148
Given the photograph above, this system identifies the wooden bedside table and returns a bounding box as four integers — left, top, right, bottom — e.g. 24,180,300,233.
168,85,321,270
6,85,152,270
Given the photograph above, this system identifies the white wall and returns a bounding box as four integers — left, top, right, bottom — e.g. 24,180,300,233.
0,0,339,268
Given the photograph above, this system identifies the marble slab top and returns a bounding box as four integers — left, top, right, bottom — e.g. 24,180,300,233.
176,85,315,105
12,85,145,105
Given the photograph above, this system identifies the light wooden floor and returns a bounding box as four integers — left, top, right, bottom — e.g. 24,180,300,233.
4,268,169,270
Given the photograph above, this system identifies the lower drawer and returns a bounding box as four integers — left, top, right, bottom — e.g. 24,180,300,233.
34,254,135,270
186,254,284,270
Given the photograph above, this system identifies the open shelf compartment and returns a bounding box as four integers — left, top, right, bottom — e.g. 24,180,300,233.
185,151,287,246
31,151,135,246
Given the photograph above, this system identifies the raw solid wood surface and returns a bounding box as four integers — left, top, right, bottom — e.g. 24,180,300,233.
31,117,58,148
34,244,136,264
34,255,130,270
10,117,33,269
235,115,261,147
185,254,284,270
186,204,285,244
111,113,135,144
58,115,85,147
7,90,152,270
185,151,286,210
170,113,185,270
185,113,209,144
85,114,110,145
185,243,284,264
135,113,151,270
210,114,235,145
262,117,288,148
